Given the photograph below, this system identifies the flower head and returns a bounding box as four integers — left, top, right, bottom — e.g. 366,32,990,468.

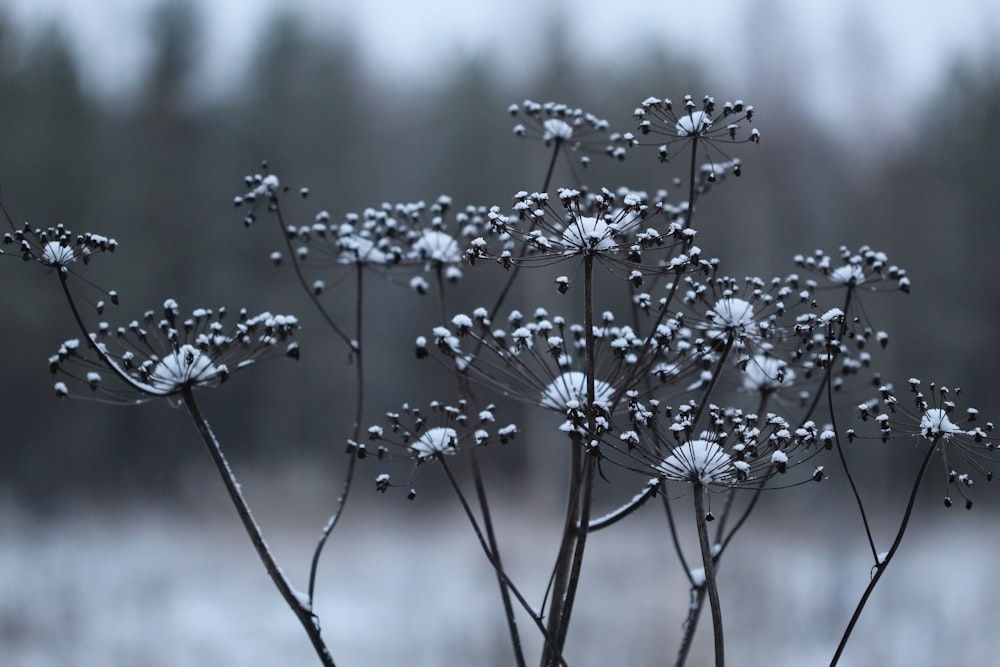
853,380,997,509
617,402,827,490
680,271,805,368
468,187,701,281
49,299,300,402
540,371,615,411
741,353,797,394
794,246,910,294
282,195,490,290
1,204,119,283
635,94,758,168
233,165,285,227
353,400,518,498
509,100,637,166
656,438,736,485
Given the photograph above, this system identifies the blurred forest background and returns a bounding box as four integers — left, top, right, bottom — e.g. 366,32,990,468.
3,1,1000,665
0,0,998,510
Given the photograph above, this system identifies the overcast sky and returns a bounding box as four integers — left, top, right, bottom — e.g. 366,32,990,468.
3,0,998,133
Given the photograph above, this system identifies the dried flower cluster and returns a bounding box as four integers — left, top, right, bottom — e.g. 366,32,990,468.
7,91,997,667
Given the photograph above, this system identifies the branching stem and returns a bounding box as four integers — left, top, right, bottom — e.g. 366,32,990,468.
181,387,336,667
828,436,940,667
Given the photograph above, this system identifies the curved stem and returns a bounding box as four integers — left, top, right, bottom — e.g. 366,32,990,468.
828,436,939,667
469,446,527,667
541,140,561,193
542,440,582,666
827,369,878,562
308,257,366,603
484,141,561,326
439,458,567,667
56,271,182,398
684,135,700,230
308,454,355,603
273,201,353,347
586,478,660,531
693,483,724,667
181,387,335,667
815,287,878,561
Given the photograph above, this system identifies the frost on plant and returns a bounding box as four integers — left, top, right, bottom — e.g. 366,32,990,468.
9,89,998,667
48,300,300,401
656,438,736,485
509,99,637,165
540,371,614,411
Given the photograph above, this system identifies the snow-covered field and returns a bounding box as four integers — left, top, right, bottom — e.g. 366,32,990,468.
2,480,997,667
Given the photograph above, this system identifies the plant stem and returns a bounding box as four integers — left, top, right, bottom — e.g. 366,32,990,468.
541,252,599,666
693,483,724,667
439,458,568,667
469,446,527,667
828,436,939,667
273,201,353,348
309,262,365,603
181,387,335,667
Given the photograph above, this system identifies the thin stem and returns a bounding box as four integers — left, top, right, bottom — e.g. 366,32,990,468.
827,369,878,562
308,256,366,603
542,442,582,667
684,136,700,230
484,142,561,325
693,483,724,667
662,493,695,586
554,452,596,653
550,253,599,661
586,479,659,531
815,290,878,562
469,447,527,667
670,334,736,667
828,436,939,667
542,140,561,193
308,455,355,603
439,458,568,667
273,200,353,347
57,271,168,397
434,257,521,664
181,387,335,667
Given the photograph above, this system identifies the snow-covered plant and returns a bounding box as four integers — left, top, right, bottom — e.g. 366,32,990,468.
6,92,999,667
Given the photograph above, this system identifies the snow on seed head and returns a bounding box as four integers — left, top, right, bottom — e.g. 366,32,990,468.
920,408,964,439
561,216,615,254
707,298,757,337
657,439,734,485
339,235,392,265
540,371,614,410
830,264,866,285
411,229,461,264
742,354,795,392
410,426,459,460
543,118,574,141
42,241,75,266
675,111,712,137
148,344,222,391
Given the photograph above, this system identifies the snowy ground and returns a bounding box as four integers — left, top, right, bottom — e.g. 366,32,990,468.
2,476,998,667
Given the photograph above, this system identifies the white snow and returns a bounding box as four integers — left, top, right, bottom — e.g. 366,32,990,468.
540,371,614,410
410,426,459,459
411,229,461,264
41,241,75,266
920,408,964,438
657,439,735,485
675,111,712,137
707,298,757,337
542,118,574,142
560,216,615,255
830,264,865,285
147,345,221,392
